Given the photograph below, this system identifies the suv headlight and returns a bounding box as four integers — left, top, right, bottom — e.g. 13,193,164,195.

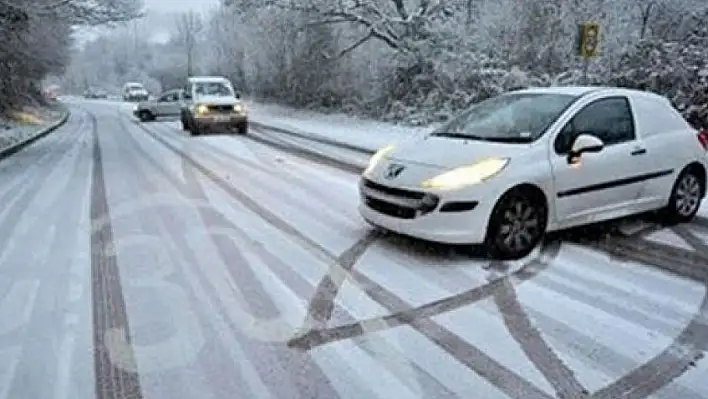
420,158,510,190
196,104,209,115
363,144,395,176
233,103,247,113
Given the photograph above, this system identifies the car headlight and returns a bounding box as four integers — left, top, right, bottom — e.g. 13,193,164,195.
363,144,395,175
196,104,209,115
233,103,247,113
420,157,510,190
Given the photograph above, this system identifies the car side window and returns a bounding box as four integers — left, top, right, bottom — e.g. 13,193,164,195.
554,97,636,154
159,93,172,102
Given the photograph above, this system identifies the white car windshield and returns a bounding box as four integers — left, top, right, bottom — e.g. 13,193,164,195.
193,81,233,97
431,92,578,143
128,85,144,91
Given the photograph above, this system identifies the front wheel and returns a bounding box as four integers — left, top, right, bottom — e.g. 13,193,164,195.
661,167,705,224
484,188,547,260
138,110,153,122
236,122,248,135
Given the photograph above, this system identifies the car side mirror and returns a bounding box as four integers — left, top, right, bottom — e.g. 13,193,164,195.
567,134,603,164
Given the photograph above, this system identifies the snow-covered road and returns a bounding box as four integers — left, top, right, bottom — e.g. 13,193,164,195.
1,99,708,399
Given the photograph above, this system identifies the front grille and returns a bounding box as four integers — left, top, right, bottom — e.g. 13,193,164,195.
362,179,425,199
208,104,233,113
365,197,417,219
361,178,438,219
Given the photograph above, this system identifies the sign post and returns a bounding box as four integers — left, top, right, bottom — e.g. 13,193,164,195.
577,22,600,84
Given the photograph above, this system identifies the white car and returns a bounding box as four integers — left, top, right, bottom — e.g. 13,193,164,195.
359,86,708,259
122,82,149,102
180,76,248,135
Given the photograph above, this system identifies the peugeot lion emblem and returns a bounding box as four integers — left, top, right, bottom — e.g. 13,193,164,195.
384,163,405,179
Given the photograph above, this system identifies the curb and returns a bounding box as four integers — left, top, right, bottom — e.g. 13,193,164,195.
0,105,70,162
250,121,376,155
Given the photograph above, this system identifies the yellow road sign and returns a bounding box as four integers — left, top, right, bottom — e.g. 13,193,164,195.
579,22,600,58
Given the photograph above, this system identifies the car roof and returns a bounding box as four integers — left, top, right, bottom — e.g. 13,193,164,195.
188,76,229,83
512,85,669,102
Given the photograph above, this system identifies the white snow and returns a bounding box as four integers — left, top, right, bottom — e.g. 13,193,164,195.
248,101,439,151
0,108,66,153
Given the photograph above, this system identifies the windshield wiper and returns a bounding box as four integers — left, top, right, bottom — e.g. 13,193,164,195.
481,136,534,143
430,132,490,140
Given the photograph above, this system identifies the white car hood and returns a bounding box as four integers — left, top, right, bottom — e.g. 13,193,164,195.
194,95,238,106
387,135,531,169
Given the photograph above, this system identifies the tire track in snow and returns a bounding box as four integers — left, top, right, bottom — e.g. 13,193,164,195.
0,111,87,259
1,108,93,399
140,116,576,398
121,116,358,325
147,121,362,217
88,110,144,399
127,111,708,398
583,227,708,398
139,121,363,235
119,112,346,398
493,279,588,398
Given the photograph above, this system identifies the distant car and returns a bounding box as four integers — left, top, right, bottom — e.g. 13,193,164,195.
122,82,149,102
359,86,708,260
133,89,183,122
84,88,108,99
180,76,248,135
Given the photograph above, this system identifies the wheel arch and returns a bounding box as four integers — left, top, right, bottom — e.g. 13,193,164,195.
682,162,707,198
485,182,550,234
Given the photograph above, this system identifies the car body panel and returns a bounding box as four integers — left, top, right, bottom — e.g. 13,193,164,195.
133,89,183,119
359,86,708,245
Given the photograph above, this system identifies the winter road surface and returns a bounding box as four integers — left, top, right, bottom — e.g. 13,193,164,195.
1,99,708,399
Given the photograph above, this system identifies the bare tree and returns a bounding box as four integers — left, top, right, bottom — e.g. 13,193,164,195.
175,11,203,77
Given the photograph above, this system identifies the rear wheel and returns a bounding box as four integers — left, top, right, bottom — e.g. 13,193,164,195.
484,187,547,260
661,166,705,224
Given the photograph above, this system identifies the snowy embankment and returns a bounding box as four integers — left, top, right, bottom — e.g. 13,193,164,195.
0,104,69,158
248,101,441,152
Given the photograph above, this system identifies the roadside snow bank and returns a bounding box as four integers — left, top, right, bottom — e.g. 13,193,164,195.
0,104,68,156
248,101,441,151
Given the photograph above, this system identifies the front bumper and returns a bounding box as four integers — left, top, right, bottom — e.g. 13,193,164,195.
125,95,148,101
194,113,247,128
358,177,498,244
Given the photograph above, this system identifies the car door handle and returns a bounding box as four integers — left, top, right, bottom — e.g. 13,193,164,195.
631,148,647,156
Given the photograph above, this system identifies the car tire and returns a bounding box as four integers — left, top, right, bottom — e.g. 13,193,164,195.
237,122,248,135
191,121,202,136
181,118,189,131
660,166,705,225
484,186,547,260
138,110,153,122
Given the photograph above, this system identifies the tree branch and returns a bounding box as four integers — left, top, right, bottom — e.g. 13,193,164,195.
322,30,374,59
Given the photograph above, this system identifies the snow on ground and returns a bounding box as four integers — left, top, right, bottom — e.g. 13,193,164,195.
248,101,441,151
0,106,66,153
